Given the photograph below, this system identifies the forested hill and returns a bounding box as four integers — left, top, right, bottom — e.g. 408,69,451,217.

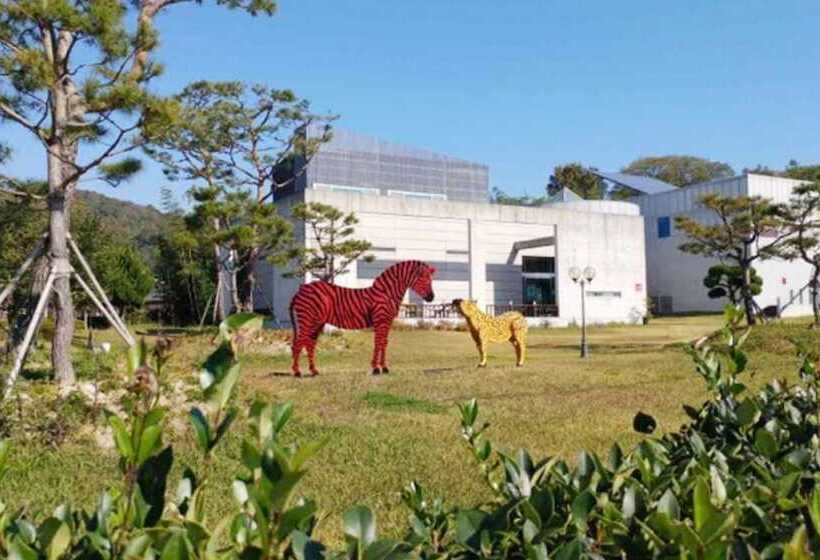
77,190,168,252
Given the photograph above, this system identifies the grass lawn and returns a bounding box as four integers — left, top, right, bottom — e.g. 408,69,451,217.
1,314,818,544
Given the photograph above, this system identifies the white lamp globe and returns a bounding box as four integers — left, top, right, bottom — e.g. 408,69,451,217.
583,266,596,282
568,266,581,282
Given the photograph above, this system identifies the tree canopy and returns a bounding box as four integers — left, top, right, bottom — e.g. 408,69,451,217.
622,156,734,187
286,202,373,283
676,193,789,324
547,163,604,199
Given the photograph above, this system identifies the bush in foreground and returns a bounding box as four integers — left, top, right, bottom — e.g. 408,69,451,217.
1,308,820,558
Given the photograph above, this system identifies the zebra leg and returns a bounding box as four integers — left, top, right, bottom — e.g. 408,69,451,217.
371,322,389,375
378,324,391,373
307,326,322,376
291,337,304,377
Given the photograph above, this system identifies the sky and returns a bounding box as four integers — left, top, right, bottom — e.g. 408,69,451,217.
3,0,820,207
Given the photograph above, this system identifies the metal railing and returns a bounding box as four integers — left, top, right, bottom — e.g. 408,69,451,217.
398,303,461,319
485,303,559,317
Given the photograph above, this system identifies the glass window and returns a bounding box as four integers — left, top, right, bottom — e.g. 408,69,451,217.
657,216,671,238
522,277,556,305
522,256,554,274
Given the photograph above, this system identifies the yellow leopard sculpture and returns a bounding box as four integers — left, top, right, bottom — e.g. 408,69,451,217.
452,299,528,367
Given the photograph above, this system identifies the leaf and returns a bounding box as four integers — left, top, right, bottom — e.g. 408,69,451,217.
107,414,133,461
344,505,377,548
632,411,657,434
291,529,327,560
137,446,174,527
694,478,715,533
783,525,810,560
810,489,820,534
525,542,548,560
455,509,487,548
123,534,152,557
657,489,680,520
607,442,623,472
735,398,760,427
160,533,191,560
219,312,264,342
554,539,583,560
37,518,71,560
137,425,163,464
622,486,638,520
127,339,148,374
571,490,596,529
754,429,778,459
189,408,211,452
291,438,328,471
7,540,38,560
211,407,238,450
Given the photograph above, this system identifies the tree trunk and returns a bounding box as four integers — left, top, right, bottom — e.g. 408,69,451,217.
238,248,259,313
740,252,757,326
47,187,76,385
212,243,224,321
812,267,820,328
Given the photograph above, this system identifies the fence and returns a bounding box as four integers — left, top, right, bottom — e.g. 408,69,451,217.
485,303,559,317
398,303,461,319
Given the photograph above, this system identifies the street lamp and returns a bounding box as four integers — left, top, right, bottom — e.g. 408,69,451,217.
569,265,596,358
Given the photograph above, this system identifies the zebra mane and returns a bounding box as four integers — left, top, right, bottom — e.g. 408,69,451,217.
372,260,426,292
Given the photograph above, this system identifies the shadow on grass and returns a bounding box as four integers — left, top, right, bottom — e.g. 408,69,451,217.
21,368,52,381
423,367,458,375
527,342,684,355
362,391,447,414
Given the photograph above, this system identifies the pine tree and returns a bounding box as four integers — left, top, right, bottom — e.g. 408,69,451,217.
0,0,275,384
286,202,374,283
676,194,790,325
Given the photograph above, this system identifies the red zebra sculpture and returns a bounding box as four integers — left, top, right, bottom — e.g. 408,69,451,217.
289,260,436,376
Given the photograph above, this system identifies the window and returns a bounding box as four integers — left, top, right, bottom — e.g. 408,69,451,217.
657,216,671,238
387,190,447,201
522,256,555,274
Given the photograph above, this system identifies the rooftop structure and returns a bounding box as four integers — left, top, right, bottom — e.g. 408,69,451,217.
591,170,678,196
275,126,489,203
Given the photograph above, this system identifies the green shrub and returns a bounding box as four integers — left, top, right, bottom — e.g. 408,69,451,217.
3,306,820,558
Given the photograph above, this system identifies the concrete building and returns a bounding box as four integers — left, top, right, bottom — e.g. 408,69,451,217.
276,126,489,203
635,173,812,316
258,132,648,326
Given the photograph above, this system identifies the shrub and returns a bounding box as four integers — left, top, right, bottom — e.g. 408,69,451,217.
3,306,820,558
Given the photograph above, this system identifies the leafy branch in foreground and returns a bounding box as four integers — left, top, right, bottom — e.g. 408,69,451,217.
4,306,820,557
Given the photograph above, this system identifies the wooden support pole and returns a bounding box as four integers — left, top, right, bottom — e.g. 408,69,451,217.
199,289,214,328
3,270,55,400
0,238,45,309
73,272,135,347
66,233,132,341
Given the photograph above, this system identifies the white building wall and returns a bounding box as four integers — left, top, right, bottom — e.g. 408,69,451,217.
635,174,814,317
264,190,647,326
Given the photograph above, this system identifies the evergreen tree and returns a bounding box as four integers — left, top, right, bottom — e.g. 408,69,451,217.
676,194,790,325
0,0,275,385
286,202,373,283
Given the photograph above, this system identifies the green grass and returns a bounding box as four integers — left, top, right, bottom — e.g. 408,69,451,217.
2,314,820,544
362,391,447,414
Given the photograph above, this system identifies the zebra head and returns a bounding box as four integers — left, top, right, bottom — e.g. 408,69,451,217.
411,263,436,302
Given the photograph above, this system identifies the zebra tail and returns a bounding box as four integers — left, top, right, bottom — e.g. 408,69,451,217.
289,300,298,340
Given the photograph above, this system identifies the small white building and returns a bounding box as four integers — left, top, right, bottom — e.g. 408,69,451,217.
634,173,812,316
257,188,648,327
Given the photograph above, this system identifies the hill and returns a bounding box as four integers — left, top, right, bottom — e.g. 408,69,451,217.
76,190,169,260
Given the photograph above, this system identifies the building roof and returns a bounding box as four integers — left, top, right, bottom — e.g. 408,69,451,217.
547,187,583,202
591,171,677,195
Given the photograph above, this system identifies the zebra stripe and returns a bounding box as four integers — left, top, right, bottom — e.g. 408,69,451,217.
289,260,436,376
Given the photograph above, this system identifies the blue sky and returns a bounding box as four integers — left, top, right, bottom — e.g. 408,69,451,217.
3,0,820,207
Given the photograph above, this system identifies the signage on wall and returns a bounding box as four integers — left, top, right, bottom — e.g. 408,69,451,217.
635,283,643,292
